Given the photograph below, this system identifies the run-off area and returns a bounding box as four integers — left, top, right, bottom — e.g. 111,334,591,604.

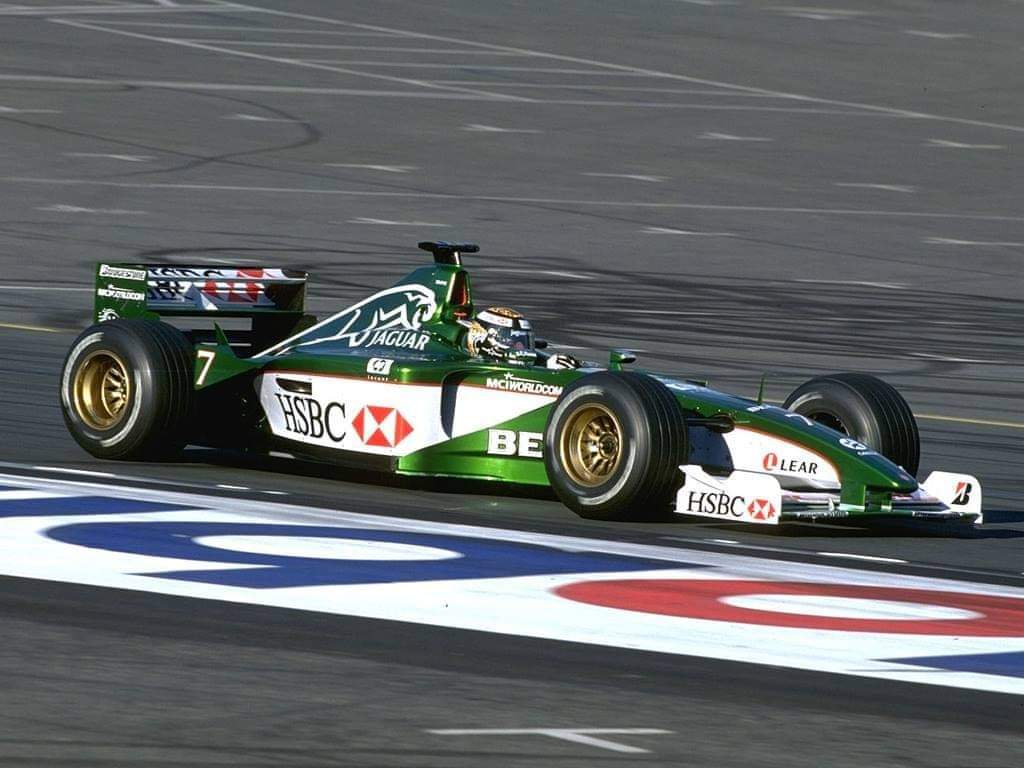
3,474,1024,696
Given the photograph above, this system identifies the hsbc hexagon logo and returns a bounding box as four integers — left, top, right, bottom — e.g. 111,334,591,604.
352,405,414,448
747,498,776,521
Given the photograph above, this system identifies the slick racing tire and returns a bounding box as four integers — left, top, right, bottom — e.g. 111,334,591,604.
544,372,688,521
783,372,920,476
60,319,195,460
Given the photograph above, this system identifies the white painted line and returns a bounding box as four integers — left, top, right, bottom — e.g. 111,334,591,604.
92,23,407,36
267,451,295,459
633,309,715,316
710,539,741,544
642,226,735,236
0,489,68,500
64,152,154,162
327,164,416,173
543,270,593,280
817,552,909,564
0,74,508,99
0,321,63,333
910,352,1006,365
49,19,530,103
0,4,231,15
926,139,1005,150
916,413,1024,430
188,256,251,264
427,83,780,96
32,466,116,478
427,728,672,754
507,101,876,114
262,490,289,496
794,278,907,289
676,0,737,5
0,106,61,114
216,484,251,491
482,267,594,280
774,6,866,20
13,465,224,493
12,177,1024,222
904,30,972,40
835,183,915,193
37,204,147,215
204,0,1024,135
583,173,667,183
461,123,542,133
181,40,527,54
224,113,303,122
699,131,772,141
0,285,90,291
348,217,449,227
925,237,1024,247
0,3,234,14
303,61,647,75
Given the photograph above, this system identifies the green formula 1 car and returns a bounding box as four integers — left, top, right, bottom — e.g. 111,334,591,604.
59,242,982,525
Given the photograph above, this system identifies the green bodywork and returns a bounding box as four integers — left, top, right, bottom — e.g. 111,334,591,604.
94,255,920,518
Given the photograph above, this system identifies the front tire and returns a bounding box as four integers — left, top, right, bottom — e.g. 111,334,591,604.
60,319,195,460
783,372,920,475
544,372,688,520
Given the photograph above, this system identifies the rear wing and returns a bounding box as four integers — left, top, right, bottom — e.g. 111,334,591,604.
94,263,307,320
94,263,310,352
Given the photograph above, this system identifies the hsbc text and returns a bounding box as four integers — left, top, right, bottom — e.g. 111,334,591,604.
275,394,347,443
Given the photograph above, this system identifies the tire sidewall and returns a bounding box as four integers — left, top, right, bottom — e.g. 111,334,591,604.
544,378,655,518
786,387,884,448
60,324,161,457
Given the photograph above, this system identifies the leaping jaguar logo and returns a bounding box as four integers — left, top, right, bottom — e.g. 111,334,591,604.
288,284,438,351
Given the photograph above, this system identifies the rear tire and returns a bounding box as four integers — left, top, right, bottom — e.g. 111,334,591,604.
60,319,195,460
544,372,688,520
783,372,919,475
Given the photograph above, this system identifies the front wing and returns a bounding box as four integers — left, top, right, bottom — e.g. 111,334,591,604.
676,466,983,525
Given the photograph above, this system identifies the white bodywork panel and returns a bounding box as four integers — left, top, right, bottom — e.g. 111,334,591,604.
688,424,840,488
675,465,783,525
257,373,557,456
921,471,984,524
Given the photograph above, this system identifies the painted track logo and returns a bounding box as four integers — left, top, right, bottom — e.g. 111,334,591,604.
0,474,1022,696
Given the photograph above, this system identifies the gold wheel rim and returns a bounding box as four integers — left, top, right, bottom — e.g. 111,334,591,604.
72,350,131,430
559,403,623,487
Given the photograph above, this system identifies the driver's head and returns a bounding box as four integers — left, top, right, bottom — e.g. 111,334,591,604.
476,306,534,354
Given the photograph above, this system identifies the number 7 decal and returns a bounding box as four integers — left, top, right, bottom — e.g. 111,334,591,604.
195,349,216,386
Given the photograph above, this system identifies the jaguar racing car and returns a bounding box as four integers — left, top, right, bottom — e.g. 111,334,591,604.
59,242,983,525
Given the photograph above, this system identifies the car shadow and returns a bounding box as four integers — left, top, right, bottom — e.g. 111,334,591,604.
172,448,1021,536
179,446,561,502
764,518,1024,539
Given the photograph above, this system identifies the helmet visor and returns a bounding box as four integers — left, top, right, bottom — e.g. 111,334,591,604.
498,326,534,353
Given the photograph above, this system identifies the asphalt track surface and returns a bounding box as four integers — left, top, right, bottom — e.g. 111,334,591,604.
0,0,1023,765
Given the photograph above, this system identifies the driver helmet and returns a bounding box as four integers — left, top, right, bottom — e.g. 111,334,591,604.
475,306,534,354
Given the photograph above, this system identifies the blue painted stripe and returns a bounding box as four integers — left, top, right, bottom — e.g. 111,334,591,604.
46,521,706,588
0,495,198,518
887,651,1024,678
